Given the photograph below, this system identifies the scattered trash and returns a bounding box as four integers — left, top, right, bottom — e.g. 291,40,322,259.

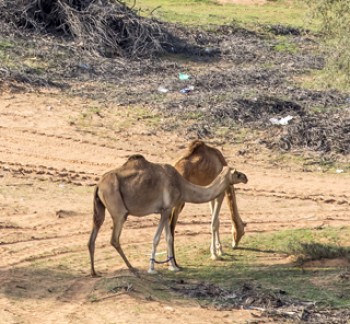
223,293,237,300
336,169,344,173
179,72,190,81
269,115,294,125
157,86,169,93
78,63,90,70
164,306,175,312
180,85,194,94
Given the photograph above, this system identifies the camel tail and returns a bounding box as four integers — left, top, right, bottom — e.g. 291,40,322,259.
93,186,106,228
88,185,106,277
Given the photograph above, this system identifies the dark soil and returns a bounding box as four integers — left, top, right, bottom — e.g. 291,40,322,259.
0,0,349,159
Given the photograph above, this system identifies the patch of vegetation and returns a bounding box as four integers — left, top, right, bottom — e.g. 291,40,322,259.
166,226,350,308
273,39,298,54
290,242,350,263
125,0,310,28
305,0,350,89
298,69,350,93
0,39,15,65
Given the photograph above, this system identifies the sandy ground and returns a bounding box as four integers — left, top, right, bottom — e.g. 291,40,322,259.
0,91,349,323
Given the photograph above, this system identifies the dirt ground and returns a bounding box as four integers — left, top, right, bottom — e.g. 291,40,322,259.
0,90,349,323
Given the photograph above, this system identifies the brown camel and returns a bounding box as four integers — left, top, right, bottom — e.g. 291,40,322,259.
171,140,247,262
88,154,248,276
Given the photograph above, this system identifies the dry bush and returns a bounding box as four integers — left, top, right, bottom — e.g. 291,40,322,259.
0,0,169,58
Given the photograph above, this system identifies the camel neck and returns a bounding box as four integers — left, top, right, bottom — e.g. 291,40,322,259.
180,168,230,204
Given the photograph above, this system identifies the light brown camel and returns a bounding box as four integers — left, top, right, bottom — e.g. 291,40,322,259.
88,154,248,276
171,140,247,262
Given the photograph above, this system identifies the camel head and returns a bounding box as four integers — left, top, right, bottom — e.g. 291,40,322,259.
230,169,248,185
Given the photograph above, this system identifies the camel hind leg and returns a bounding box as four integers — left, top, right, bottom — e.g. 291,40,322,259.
88,187,106,277
110,209,132,272
101,184,134,274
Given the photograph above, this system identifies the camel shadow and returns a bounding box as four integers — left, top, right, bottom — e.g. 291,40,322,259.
0,266,94,302
233,246,280,254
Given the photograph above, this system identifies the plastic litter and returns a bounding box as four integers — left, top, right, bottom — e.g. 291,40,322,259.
78,63,90,70
180,85,194,94
157,86,169,93
179,72,190,81
336,169,344,174
269,115,294,125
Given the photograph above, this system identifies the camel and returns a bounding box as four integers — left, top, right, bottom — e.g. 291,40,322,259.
88,154,248,276
171,140,247,262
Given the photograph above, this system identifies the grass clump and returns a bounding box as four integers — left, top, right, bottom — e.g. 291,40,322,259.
289,242,350,263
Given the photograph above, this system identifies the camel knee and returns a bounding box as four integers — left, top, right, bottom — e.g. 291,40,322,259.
110,235,122,252
211,223,219,233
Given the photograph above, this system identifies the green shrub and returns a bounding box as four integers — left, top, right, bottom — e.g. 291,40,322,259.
306,0,350,83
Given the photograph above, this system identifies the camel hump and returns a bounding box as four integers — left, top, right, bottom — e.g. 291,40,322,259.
179,140,207,160
127,154,146,161
188,140,206,153
183,140,227,166
121,154,149,168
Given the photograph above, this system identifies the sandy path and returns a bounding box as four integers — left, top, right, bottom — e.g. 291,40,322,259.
1,91,349,323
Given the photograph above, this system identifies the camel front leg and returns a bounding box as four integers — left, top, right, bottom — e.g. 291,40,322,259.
209,193,225,260
169,202,185,268
148,212,167,274
225,186,246,248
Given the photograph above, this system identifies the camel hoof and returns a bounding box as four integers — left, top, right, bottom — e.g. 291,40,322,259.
211,254,223,261
168,265,180,272
147,269,158,275
91,271,101,278
129,267,140,277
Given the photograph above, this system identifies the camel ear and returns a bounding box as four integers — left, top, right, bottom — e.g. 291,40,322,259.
229,169,236,180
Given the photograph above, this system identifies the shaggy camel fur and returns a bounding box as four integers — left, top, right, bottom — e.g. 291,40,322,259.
171,140,247,262
88,154,248,276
